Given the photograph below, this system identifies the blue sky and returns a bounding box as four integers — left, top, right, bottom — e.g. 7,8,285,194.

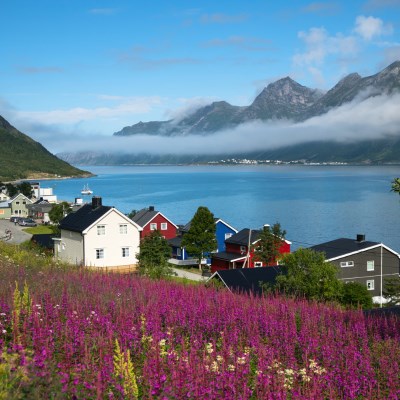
1,1,400,154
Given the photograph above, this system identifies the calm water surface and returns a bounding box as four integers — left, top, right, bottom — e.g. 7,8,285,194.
40,165,400,252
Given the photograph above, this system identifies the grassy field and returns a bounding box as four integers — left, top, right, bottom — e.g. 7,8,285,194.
0,240,399,399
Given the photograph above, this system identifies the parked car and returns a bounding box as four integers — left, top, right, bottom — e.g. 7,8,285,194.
10,216,21,223
18,218,37,227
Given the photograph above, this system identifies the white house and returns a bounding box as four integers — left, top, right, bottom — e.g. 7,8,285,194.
54,196,142,271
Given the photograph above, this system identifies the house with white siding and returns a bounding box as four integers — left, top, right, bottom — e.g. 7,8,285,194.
54,196,142,271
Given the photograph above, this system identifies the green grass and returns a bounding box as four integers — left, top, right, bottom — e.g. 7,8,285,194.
22,225,54,235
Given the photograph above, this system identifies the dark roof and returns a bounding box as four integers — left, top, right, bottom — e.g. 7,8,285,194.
131,208,159,228
31,234,59,249
59,204,112,233
211,251,246,262
210,266,286,296
225,229,261,246
309,238,381,260
168,236,183,247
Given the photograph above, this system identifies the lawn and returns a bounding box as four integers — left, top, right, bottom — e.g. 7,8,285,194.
0,241,399,399
22,225,55,234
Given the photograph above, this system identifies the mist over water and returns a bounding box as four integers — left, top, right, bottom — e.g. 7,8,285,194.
41,165,400,252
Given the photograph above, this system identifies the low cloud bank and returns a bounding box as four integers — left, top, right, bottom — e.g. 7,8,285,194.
4,92,400,156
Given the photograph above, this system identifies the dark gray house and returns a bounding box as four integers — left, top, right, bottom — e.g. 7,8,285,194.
309,235,400,304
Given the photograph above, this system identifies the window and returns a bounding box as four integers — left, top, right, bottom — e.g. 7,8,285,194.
97,225,105,235
119,224,128,234
161,222,168,230
16,201,19,205
366,280,375,291
240,245,247,253
225,233,233,240
254,261,263,267
340,261,354,268
177,248,182,257
367,260,375,271
96,249,104,259
122,247,130,258
150,223,157,230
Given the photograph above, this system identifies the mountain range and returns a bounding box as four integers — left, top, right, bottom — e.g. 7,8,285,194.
0,115,90,181
59,60,400,165
114,60,400,138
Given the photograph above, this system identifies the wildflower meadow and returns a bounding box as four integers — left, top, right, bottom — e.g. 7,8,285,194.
0,244,399,399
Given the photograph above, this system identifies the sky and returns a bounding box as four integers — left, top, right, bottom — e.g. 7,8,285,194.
1,0,400,155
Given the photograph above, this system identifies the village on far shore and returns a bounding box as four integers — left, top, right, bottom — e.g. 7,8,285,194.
0,180,399,307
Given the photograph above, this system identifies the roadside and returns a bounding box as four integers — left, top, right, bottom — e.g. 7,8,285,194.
0,219,33,244
171,267,208,282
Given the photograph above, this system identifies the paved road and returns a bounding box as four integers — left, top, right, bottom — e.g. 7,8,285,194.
0,219,32,244
172,267,209,282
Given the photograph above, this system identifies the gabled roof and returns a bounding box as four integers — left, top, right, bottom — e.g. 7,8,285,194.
211,251,246,262
168,236,183,247
9,193,32,204
225,229,261,246
209,266,287,296
59,204,113,233
131,207,178,229
309,238,400,260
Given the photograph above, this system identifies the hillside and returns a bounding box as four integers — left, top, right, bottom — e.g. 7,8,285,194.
0,115,91,181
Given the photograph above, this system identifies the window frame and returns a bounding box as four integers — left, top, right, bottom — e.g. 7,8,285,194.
254,261,263,267
367,260,375,271
160,222,168,230
96,248,104,259
366,280,375,291
340,261,354,268
121,247,130,258
97,225,106,235
119,224,128,234
150,223,157,231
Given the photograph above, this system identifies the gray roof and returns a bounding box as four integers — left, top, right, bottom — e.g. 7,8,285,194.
309,238,381,260
225,229,261,246
211,251,246,262
131,208,159,228
210,266,287,296
168,236,183,247
59,203,112,233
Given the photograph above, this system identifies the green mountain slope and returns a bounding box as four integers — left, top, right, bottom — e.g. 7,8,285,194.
0,115,91,181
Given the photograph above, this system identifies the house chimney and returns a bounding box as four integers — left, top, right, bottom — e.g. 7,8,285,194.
356,234,365,242
149,206,155,212
92,196,102,209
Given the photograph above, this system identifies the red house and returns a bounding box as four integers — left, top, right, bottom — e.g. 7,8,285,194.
211,228,291,273
131,206,178,240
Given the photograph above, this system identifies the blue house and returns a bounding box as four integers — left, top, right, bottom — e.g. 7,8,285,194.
168,218,238,266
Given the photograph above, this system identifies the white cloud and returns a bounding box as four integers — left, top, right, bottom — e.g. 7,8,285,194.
15,97,163,125
293,27,358,67
354,15,393,40
43,92,400,156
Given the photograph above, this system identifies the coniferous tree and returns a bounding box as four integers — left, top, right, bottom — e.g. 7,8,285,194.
383,277,400,307
181,206,217,270
137,230,173,279
253,223,286,266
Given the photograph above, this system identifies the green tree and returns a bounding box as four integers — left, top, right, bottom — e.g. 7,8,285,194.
276,248,342,302
49,202,72,226
341,282,373,309
17,182,33,198
137,230,173,279
391,178,400,194
127,209,138,219
6,183,18,197
382,276,400,307
181,206,217,270
253,223,286,266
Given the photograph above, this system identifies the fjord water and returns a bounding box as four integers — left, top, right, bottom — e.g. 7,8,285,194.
43,165,400,252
